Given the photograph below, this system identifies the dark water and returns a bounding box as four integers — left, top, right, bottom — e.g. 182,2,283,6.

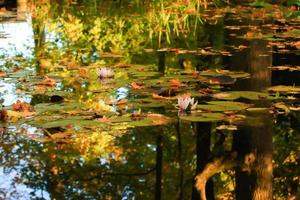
0,1,299,200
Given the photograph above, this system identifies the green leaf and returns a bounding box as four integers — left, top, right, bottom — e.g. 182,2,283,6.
268,85,300,93
213,91,271,100
179,112,224,122
35,102,82,114
197,101,251,112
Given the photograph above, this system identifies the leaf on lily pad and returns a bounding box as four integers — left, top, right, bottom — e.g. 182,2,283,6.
213,91,270,100
179,112,224,122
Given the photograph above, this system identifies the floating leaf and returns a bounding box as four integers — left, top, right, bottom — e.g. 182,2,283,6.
34,102,82,114
131,98,167,108
200,70,250,79
197,101,250,112
30,117,106,129
108,113,173,127
179,112,224,122
268,85,300,93
213,91,270,100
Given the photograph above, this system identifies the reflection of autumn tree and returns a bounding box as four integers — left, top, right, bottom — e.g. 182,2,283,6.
230,19,273,199
232,38,273,200
194,18,273,199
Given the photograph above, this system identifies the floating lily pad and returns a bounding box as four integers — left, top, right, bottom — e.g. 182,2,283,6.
34,102,82,114
30,116,106,129
199,70,250,79
213,91,270,100
131,98,168,108
268,85,300,93
109,113,173,127
179,112,224,122
130,71,161,78
197,101,251,112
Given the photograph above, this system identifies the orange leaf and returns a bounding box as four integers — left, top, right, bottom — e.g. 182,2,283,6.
36,76,56,87
98,116,112,123
109,98,128,105
170,79,181,87
12,100,33,112
129,82,144,90
152,93,165,99
79,68,88,77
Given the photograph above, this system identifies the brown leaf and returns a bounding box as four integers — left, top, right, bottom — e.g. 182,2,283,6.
0,109,8,121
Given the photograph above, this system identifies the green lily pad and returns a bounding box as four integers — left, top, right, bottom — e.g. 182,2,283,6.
109,114,173,127
130,71,160,78
131,98,168,108
268,85,300,93
34,102,82,114
30,116,106,129
179,112,224,122
199,70,250,79
213,91,270,100
197,101,251,112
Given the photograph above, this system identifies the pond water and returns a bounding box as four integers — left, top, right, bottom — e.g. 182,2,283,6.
0,1,300,200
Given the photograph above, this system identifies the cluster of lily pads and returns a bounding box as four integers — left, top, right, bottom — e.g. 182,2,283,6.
1,52,300,148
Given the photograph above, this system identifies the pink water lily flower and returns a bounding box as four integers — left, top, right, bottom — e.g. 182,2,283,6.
176,94,198,111
97,67,114,79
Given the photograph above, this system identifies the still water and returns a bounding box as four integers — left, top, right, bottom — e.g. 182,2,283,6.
0,1,299,200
